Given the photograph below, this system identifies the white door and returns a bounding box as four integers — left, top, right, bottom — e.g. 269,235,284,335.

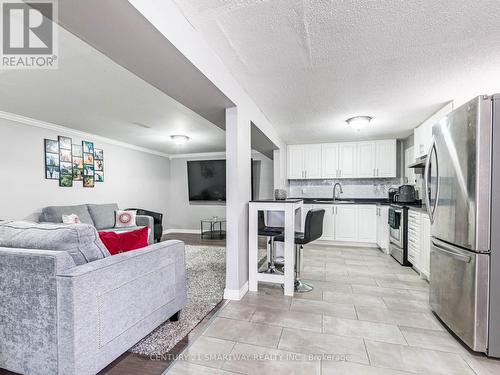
420,216,431,278
358,205,377,242
287,145,304,179
334,205,358,241
321,143,339,178
375,140,397,177
314,205,335,240
357,141,376,178
304,144,322,179
338,143,357,178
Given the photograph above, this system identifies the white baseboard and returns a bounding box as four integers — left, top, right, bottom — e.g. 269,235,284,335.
223,281,248,301
314,240,379,248
163,228,201,235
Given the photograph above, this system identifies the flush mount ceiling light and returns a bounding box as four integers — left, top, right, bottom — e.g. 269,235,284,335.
170,135,190,145
346,116,373,131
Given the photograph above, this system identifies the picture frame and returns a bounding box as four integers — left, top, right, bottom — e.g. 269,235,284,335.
46,165,60,180
83,164,94,176
46,153,59,166
95,171,104,182
94,148,103,160
72,144,83,157
60,162,72,175
59,174,73,187
83,152,94,165
83,176,95,188
94,159,104,171
45,139,59,154
82,141,94,154
58,136,72,150
73,168,83,181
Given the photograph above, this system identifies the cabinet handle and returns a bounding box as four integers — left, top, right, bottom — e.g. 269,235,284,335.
339,170,342,177
373,168,376,177
376,168,379,176
305,170,307,179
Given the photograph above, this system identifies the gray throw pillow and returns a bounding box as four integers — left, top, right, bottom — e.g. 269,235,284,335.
87,203,119,230
0,221,110,266
42,204,94,226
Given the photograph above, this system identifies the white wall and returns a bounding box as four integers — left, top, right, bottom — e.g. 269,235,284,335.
0,118,170,221
167,151,273,231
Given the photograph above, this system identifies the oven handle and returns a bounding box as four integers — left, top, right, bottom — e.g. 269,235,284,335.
431,239,471,263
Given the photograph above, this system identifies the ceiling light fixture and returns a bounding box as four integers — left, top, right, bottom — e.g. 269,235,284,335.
170,135,190,145
346,116,373,131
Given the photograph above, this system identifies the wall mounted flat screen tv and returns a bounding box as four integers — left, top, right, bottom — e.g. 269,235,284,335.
187,160,226,201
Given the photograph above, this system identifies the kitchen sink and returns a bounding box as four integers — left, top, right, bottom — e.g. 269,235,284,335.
313,200,355,204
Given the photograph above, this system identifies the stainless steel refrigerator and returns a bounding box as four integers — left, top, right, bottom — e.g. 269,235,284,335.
424,94,500,357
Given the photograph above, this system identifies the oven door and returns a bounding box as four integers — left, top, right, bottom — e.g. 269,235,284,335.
389,210,403,248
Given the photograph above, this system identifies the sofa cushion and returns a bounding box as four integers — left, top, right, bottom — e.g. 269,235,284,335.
42,204,94,226
87,203,119,230
0,221,110,266
98,227,149,255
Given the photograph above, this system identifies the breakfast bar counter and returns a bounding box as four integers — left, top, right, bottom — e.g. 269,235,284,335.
248,199,303,296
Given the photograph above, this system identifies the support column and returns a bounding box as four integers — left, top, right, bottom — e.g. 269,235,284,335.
224,106,252,300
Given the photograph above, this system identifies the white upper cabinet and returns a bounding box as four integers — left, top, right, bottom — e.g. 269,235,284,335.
287,145,305,179
375,139,397,177
338,143,357,178
321,143,339,178
303,144,322,179
414,102,454,160
288,139,396,179
357,141,376,178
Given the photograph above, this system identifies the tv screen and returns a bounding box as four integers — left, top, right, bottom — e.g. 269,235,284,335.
187,160,226,201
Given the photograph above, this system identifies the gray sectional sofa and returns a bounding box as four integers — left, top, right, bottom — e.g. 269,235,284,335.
0,220,187,375
29,203,156,244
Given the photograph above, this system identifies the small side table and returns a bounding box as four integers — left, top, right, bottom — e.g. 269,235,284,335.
200,218,226,239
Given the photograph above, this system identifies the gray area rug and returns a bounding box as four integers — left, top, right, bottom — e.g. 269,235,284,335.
129,245,226,356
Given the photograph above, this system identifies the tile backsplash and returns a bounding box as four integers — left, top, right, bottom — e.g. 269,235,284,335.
288,178,403,199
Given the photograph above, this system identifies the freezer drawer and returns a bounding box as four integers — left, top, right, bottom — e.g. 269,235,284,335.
429,238,489,352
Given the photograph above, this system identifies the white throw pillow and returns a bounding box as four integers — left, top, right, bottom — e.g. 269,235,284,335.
115,210,137,228
62,214,81,224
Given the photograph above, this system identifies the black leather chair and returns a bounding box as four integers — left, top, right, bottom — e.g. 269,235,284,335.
258,210,283,274
274,208,325,292
126,208,163,243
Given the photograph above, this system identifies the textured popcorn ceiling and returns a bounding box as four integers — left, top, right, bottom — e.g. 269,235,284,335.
173,0,500,143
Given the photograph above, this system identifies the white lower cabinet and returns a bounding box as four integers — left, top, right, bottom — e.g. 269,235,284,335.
302,204,379,243
334,205,359,241
407,210,422,266
357,205,377,242
313,204,335,240
376,206,390,251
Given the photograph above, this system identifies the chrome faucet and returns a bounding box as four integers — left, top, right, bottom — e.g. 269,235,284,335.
333,183,343,201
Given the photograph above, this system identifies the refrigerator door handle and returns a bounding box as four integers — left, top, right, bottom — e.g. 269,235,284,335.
431,239,471,263
424,139,440,223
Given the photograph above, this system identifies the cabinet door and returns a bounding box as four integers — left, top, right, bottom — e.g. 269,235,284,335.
321,143,339,178
304,144,322,179
421,216,431,277
405,146,416,184
414,125,425,158
314,204,335,240
338,143,357,178
358,205,377,242
375,139,397,177
377,206,390,250
334,205,358,241
287,145,304,179
357,141,376,178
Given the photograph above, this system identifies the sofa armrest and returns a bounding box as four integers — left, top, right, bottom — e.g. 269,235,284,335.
56,240,187,375
0,248,75,375
136,214,154,244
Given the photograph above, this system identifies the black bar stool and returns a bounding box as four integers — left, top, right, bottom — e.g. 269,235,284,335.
274,209,325,292
258,210,284,274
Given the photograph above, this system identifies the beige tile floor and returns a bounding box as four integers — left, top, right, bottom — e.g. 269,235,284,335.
166,244,500,375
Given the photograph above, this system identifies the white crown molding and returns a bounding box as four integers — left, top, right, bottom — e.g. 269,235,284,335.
168,150,264,160
0,110,171,158
168,151,226,159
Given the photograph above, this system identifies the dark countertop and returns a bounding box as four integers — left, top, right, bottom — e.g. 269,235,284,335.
290,197,392,205
250,199,303,203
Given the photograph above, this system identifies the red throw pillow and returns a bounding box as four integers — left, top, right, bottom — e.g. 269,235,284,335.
99,227,149,255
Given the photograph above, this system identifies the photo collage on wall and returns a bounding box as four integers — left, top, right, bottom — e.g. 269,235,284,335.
44,136,104,188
